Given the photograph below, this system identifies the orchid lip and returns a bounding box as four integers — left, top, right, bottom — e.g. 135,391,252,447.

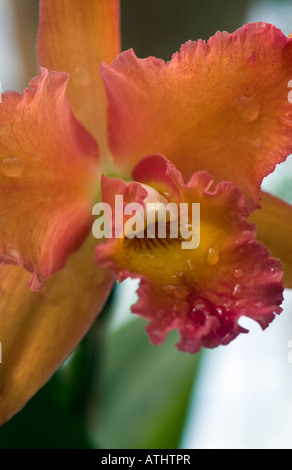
92,195,200,249
95,155,284,354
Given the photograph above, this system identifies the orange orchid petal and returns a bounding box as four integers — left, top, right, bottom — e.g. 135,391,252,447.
38,0,120,156
0,235,113,425
250,191,292,289
96,155,283,353
101,23,292,210
0,68,99,289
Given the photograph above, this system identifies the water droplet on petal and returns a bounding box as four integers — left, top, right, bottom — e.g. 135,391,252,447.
280,116,292,128
162,284,188,300
73,67,90,86
139,253,167,269
257,23,268,34
0,156,23,177
234,268,244,278
206,245,219,266
252,137,261,148
269,266,279,278
233,283,240,295
4,244,21,264
237,94,260,122
162,191,171,200
187,259,194,271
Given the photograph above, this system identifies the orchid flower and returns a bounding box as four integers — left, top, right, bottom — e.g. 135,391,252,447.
0,0,292,426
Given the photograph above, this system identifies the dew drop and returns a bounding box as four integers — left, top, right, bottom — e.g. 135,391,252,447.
187,259,194,271
233,283,240,295
234,268,244,278
4,244,21,264
257,23,268,35
252,137,261,149
216,307,223,316
269,266,279,278
237,94,260,122
139,253,167,269
73,67,90,86
206,245,219,266
0,156,24,177
162,191,171,200
280,116,292,128
162,284,188,300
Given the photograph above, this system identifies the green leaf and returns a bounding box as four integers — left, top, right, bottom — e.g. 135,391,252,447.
0,378,94,449
88,317,201,449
